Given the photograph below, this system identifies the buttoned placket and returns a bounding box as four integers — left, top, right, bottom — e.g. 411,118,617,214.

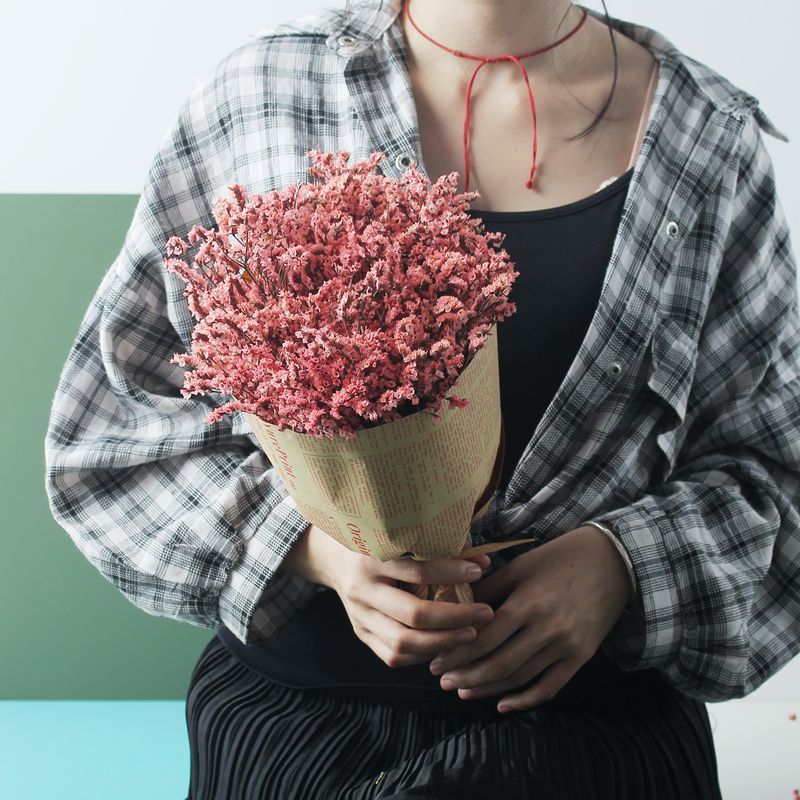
329,4,745,514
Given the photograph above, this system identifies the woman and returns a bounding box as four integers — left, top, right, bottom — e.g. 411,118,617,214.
44,0,799,798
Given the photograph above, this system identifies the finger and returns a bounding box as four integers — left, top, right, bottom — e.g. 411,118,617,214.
471,566,517,605
438,626,552,690
367,580,494,630
464,553,491,570
363,606,479,663
496,658,583,713
429,606,521,675
459,542,491,569
452,642,561,699
378,554,488,588
358,626,421,668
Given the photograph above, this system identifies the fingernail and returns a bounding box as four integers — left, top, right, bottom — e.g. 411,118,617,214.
464,564,482,579
440,678,455,690
430,659,443,674
475,607,493,622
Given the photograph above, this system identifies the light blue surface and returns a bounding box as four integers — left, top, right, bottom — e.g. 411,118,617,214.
0,701,190,800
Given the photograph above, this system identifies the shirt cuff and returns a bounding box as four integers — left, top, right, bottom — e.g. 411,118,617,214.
218,493,316,644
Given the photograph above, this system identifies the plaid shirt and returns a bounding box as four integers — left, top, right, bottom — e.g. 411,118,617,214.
45,0,799,702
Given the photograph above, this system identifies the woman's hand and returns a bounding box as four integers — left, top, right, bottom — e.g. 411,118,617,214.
427,525,634,712
284,523,495,668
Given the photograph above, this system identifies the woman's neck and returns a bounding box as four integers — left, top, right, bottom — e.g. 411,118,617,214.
400,0,589,80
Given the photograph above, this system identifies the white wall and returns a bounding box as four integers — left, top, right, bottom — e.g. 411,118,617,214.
2,1,796,202
0,0,324,195
4,0,797,700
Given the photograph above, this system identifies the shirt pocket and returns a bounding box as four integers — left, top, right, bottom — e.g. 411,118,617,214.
644,316,700,476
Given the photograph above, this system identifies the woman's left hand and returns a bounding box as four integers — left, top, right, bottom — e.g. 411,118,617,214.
428,525,634,713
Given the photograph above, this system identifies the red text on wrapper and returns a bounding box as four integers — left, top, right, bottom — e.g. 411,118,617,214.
347,522,371,556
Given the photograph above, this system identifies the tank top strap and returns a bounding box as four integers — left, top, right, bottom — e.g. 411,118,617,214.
596,58,659,193
625,58,659,171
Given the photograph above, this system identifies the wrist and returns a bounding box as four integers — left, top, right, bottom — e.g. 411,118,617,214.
283,523,344,591
578,522,635,608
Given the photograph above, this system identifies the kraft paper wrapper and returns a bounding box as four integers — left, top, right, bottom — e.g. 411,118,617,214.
241,324,534,603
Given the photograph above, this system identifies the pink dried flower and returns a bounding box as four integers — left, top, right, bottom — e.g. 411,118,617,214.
164,149,519,438
445,395,469,409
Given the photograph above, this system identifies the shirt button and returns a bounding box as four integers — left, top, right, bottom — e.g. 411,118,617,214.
666,220,680,239
337,35,359,49
606,361,624,379
395,153,414,170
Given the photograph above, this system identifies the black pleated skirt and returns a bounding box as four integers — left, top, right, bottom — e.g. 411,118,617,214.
184,633,723,800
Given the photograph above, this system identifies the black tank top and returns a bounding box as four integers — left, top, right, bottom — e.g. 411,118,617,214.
216,167,634,703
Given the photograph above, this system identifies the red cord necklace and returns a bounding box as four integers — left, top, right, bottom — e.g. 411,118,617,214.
403,0,589,192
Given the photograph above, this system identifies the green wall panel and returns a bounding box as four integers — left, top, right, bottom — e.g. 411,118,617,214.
0,195,213,700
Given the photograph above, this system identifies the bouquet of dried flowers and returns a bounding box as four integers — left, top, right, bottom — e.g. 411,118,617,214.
164,149,531,602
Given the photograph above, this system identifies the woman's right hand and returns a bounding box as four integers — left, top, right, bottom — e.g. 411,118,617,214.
283,523,495,668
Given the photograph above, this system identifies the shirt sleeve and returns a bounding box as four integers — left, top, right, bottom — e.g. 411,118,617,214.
44,52,319,646
589,109,800,702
